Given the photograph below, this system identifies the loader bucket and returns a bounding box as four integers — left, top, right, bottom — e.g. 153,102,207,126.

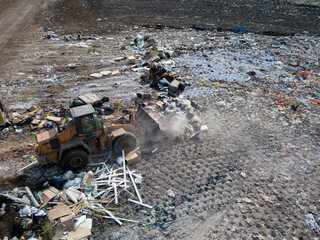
135,106,163,142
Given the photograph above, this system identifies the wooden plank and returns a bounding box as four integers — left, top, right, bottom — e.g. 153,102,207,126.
95,172,126,180
18,161,37,172
101,189,112,199
87,199,113,204
128,199,153,209
107,167,113,185
130,172,142,179
101,216,139,223
97,180,126,184
82,204,106,215
46,116,62,122
105,209,122,225
60,193,72,206
127,166,142,203
95,189,108,198
122,150,127,189
112,168,118,204
118,185,135,198
114,185,118,204
79,93,101,104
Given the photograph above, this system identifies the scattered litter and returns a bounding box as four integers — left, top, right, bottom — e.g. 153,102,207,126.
90,73,103,78
305,213,320,235
166,189,175,198
0,203,6,216
235,26,245,34
262,196,275,203
1,155,148,239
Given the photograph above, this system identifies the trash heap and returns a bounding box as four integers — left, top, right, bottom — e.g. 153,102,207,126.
0,93,118,135
125,34,208,140
1,153,151,239
43,29,97,41
135,95,207,140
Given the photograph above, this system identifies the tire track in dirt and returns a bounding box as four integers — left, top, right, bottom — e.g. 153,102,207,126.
0,0,41,75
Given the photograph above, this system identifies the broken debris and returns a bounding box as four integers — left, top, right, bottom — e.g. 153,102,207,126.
1,158,149,239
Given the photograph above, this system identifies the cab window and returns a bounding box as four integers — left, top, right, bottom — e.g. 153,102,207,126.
80,114,102,133
93,114,102,129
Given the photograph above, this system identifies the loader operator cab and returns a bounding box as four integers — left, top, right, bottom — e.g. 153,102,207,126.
69,104,102,135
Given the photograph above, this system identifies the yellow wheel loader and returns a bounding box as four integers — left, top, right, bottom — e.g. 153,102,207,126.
35,104,138,171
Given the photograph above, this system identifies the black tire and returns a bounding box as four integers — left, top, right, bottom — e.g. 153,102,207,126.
113,132,138,154
61,148,88,171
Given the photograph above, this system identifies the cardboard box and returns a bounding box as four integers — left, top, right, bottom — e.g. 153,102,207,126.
41,187,59,206
126,152,139,165
60,214,74,231
79,93,101,105
169,80,180,93
68,227,91,239
48,202,72,221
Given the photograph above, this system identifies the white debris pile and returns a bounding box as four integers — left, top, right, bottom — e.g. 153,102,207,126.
0,150,151,240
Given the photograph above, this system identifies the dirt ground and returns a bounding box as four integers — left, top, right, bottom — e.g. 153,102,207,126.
41,0,320,35
0,0,319,239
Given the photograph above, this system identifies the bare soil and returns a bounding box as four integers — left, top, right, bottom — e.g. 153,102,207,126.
41,0,320,35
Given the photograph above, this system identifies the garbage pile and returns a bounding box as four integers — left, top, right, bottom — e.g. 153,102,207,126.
0,93,119,134
124,34,181,94
43,29,97,41
122,34,208,140
1,153,151,239
135,95,207,141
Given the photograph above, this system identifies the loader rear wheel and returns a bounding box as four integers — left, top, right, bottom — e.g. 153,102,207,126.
113,132,137,154
61,149,88,171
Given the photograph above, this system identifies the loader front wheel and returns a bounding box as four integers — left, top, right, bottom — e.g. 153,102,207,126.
113,132,137,154
61,149,88,171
